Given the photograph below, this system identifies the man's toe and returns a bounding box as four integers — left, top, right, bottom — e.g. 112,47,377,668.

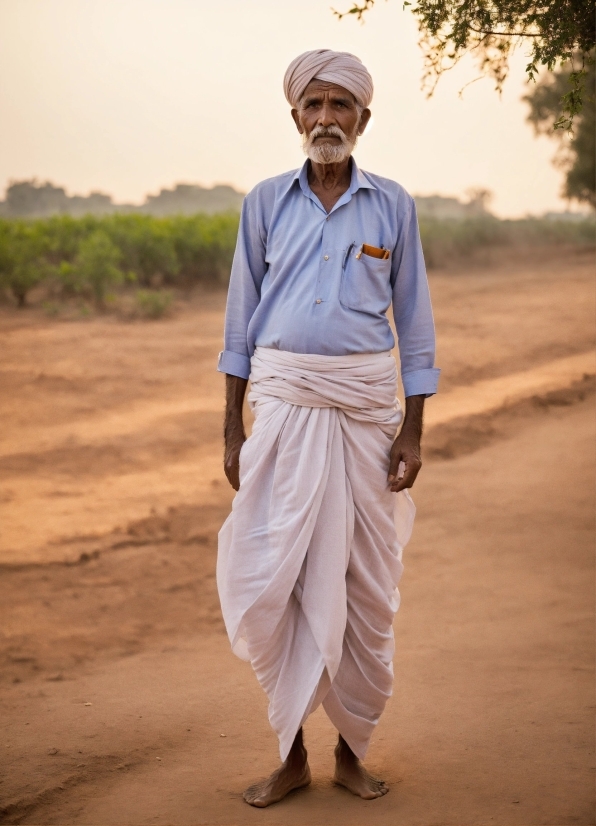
243,785,261,803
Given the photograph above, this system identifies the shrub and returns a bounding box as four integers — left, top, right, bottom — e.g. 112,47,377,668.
134,289,173,319
0,220,51,306
103,214,180,286
0,212,240,304
71,230,124,308
41,300,61,317
168,213,239,285
418,215,595,268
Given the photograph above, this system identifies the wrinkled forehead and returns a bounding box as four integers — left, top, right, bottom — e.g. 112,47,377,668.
300,79,357,104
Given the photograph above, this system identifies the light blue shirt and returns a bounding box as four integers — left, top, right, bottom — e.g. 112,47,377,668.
217,158,440,397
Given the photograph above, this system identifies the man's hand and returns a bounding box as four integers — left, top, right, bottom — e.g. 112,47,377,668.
224,431,246,491
224,374,248,492
388,394,425,493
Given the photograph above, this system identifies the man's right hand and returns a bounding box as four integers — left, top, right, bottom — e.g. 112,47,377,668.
224,374,249,492
224,434,246,491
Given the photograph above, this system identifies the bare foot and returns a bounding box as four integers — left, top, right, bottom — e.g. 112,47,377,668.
243,762,311,807
333,735,388,800
243,728,311,808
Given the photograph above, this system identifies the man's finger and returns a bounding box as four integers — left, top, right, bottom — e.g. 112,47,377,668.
226,470,240,492
387,451,403,481
390,460,421,492
224,454,241,491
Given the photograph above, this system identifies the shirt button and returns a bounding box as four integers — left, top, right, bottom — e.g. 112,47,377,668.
323,255,329,261
316,299,322,304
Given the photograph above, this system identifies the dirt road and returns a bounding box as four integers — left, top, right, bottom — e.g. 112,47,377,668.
0,253,594,824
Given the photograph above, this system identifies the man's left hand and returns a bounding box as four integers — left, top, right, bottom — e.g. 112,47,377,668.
387,393,425,493
387,432,422,492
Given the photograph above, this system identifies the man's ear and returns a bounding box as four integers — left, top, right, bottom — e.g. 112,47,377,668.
291,108,304,134
358,108,372,136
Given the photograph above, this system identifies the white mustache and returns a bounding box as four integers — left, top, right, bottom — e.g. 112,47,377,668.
308,125,349,143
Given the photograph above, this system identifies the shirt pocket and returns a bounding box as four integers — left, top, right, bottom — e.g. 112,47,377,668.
339,249,392,315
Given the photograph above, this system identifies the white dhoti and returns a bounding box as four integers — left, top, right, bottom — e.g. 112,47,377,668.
217,347,416,761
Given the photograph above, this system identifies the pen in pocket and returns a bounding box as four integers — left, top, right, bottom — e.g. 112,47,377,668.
343,243,354,269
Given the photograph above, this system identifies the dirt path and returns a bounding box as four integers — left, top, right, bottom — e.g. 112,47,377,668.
1,254,593,564
1,399,593,825
0,292,229,563
0,254,594,824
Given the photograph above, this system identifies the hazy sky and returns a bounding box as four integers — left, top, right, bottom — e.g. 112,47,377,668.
0,0,574,216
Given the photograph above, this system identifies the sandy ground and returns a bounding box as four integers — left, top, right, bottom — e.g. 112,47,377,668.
0,251,594,825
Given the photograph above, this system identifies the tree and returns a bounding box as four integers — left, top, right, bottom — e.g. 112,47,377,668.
104,214,179,287
0,221,50,307
71,230,124,308
335,1,595,127
5,180,69,217
525,61,595,207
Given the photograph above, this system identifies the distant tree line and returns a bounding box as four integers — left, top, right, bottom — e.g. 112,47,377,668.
0,181,245,219
1,177,499,221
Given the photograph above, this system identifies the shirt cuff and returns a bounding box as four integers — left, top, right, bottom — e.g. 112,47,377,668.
402,367,441,398
217,350,251,379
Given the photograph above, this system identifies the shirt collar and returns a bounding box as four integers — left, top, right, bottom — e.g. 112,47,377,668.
290,157,377,199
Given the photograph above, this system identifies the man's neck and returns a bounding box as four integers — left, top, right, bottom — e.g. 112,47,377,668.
307,157,352,192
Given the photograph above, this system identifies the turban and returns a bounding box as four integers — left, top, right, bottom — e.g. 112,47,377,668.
283,49,373,109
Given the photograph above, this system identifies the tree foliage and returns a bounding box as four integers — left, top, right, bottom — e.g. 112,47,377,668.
0,221,51,306
525,61,595,206
69,230,124,308
335,0,595,127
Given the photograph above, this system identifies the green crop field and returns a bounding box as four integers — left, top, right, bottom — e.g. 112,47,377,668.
0,211,593,312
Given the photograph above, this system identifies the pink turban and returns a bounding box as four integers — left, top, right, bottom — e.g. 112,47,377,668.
283,49,373,109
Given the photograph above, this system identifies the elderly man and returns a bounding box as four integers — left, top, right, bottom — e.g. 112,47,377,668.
216,49,439,807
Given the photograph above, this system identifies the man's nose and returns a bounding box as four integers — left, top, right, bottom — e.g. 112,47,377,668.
317,102,336,127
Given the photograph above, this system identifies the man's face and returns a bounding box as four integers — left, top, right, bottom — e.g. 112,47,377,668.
291,81,371,164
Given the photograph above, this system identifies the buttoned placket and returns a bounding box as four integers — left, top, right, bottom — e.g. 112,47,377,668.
295,167,361,309
316,212,335,306
313,191,357,308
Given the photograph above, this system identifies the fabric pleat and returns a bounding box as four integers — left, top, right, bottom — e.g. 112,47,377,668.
217,347,416,760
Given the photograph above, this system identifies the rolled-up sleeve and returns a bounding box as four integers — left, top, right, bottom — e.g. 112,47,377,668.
217,194,267,379
391,196,440,397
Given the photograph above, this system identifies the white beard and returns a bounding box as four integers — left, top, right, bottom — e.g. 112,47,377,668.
303,124,358,164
